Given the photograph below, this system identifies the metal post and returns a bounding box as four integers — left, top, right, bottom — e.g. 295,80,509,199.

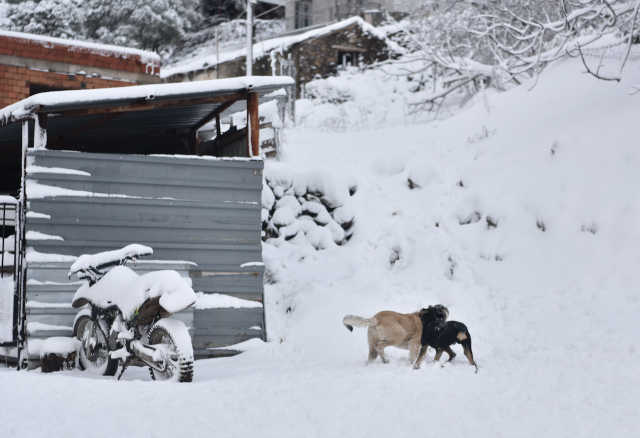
246,0,255,77
1,204,5,278
216,27,219,80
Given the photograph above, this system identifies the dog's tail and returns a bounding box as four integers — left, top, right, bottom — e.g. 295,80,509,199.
342,315,372,332
460,333,478,374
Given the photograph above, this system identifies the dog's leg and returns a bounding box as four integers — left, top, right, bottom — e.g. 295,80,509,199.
461,337,478,373
433,349,444,362
413,346,428,370
443,346,457,363
409,342,420,364
367,346,378,365
375,341,393,364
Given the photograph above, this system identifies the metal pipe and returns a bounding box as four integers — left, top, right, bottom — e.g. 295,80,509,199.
1,204,5,278
246,0,254,77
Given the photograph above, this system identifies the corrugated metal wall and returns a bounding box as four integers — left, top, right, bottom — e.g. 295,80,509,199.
25,150,265,360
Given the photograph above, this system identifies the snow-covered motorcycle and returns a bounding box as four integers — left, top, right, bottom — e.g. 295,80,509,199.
70,244,196,382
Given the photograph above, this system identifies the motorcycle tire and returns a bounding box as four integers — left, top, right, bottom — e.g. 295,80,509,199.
147,318,194,382
73,315,118,376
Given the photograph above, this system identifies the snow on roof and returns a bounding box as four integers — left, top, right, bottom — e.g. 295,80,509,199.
0,29,160,62
0,75,294,125
162,17,399,78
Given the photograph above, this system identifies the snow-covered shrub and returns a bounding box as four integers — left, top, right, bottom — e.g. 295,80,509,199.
0,0,85,39
262,163,356,249
83,0,200,50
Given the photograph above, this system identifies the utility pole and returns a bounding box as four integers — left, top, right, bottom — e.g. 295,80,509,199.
246,0,256,77
216,27,219,79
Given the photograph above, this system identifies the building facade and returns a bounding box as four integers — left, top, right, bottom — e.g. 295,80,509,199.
0,30,161,109
284,0,411,31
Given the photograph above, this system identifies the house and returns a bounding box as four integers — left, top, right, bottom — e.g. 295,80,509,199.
162,17,396,97
0,76,293,364
0,30,161,109
284,0,409,31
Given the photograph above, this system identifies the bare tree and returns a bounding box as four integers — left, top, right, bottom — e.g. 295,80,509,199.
475,0,640,82
382,0,640,114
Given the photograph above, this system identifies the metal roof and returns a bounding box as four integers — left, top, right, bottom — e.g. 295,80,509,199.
0,76,291,153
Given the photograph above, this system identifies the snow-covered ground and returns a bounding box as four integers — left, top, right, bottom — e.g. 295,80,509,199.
2,57,640,437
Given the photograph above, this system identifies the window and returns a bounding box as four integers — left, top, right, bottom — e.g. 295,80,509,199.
295,1,312,29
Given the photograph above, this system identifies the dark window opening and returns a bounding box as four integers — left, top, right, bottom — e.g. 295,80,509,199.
338,52,354,69
30,84,68,96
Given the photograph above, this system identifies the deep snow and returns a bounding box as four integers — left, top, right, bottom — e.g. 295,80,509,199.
1,57,640,437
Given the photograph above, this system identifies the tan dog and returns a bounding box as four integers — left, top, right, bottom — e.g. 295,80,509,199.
343,305,449,365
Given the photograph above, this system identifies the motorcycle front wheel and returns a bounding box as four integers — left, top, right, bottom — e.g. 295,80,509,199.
74,315,119,376
147,318,194,382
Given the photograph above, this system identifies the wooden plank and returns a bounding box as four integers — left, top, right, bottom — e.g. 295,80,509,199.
193,99,238,133
247,93,260,157
332,44,368,53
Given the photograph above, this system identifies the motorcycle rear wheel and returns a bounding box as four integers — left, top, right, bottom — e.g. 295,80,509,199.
147,319,194,382
73,315,118,376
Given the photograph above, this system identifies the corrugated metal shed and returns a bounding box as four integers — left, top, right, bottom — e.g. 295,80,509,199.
25,150,265,359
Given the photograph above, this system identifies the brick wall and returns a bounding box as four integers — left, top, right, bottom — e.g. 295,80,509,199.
0,64,134,107
0,33,159,74
0,31,161,108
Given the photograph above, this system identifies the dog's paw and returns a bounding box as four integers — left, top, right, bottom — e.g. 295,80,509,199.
413,365,420,370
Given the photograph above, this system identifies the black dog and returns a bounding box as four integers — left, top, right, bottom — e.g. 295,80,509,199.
413,305,478,373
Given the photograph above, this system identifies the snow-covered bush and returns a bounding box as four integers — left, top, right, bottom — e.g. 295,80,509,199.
262,163,356,250
0,0,200,51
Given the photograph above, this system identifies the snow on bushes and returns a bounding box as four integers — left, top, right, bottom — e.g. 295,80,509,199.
262,163,355,249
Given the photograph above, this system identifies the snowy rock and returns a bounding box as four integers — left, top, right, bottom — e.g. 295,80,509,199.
273,186,285,198
40,337,81,373
262,184,275,210
306,226,336,250
275,195,302,217
261,208,270,223
304,170,350,209
325,220,346,244
279,220,301,241
40,337,81,357
332,204,355,228
265,162,294,190
272,205,297,227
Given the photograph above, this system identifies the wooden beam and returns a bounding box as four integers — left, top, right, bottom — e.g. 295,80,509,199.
192,99,238,156
44,92,249,119
52,112,123,144
247,92,260,157
215,115,221,137
192,99,238,133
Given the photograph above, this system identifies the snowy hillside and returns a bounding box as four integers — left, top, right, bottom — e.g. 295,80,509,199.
2,57,639,437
